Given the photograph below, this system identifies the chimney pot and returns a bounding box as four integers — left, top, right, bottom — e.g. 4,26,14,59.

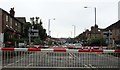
10,7,15,17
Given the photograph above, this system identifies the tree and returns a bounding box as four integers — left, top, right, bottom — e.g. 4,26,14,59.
33,37,42,45
34,19,47,41
88,38,107,46
22,17,47,45
23,22,31,38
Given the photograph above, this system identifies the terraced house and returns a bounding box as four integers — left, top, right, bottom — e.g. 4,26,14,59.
0,8,24,47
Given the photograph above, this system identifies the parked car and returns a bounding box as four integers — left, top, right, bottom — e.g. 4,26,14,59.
115,44,120,49
34,45,49,48
115,40,120,49
67,43,82,49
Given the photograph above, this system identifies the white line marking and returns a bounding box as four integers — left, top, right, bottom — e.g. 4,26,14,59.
89,64,96,68
84,64,90,68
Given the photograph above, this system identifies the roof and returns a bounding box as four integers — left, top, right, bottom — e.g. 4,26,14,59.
87,31,101,34
16,17,26,24
105,20,120,30
0,8,24,25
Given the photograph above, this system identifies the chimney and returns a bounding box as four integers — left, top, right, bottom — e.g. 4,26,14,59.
10,7,15,17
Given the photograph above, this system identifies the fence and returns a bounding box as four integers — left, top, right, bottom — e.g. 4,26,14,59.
0,48,120,68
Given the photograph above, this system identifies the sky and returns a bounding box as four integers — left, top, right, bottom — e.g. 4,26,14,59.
0,0,120,38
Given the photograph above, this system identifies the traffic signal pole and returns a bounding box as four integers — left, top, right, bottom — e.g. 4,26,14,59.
29,27,31,47
108,30,111,46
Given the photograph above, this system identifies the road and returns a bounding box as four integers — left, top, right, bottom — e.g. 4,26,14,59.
2,48,120,69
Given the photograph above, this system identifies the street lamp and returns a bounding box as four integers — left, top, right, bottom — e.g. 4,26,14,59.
84,6,96,25
72,25,76,38
48,18,55,36
84,6,97,38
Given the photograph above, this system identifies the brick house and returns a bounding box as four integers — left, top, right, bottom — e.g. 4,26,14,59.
0,8,24,47
105,20,120,43
77,21,120,46
76,24,104,46
86,24,103,40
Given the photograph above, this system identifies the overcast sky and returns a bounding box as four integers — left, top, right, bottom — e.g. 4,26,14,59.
0,0,120,38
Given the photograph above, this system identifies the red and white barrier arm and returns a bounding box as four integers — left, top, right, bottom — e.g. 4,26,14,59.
0,48,120,53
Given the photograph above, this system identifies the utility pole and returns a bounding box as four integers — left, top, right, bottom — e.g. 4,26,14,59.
108,30,111,45
48,18,55,36
28,27,31,47
94,7,97,38
48,19,50,36
72,25,76,38
84,6,97,38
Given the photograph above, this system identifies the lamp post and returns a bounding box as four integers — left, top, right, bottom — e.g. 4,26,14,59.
84,7,96,25
84,6,97,38
72,25,76,38
48,18,55,36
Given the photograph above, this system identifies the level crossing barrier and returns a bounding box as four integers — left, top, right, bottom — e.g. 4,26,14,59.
0,47,120,69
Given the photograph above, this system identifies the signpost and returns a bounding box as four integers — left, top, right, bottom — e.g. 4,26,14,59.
28,28,39,47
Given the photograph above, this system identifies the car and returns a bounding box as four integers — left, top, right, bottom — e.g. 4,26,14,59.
33,45,40,48
34,45,49,48
113,40,120,49
115,44,120,49
67,43,82,49
67,45,76,49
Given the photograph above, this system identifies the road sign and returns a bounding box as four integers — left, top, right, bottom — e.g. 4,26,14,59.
31,29,39,33
29,29,39,33
29,29,39,37
31,33,39,37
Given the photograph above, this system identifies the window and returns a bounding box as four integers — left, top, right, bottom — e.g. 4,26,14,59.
6,15,9,26
9,18,12,28
18,23,21,32
118,29,120,34
116,29,120,35
15,22,18,30
15,22,17,26
6,15,8,22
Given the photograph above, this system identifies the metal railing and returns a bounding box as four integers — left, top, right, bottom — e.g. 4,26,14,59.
0,48,120,68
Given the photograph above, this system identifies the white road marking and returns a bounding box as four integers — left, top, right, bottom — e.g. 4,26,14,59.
84,64,90,68
88,64,96,68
